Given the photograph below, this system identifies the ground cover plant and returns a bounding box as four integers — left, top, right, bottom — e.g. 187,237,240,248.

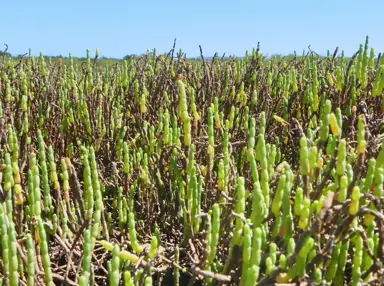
0,36,383,285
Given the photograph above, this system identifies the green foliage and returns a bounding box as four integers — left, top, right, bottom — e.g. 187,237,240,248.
0,37,383,285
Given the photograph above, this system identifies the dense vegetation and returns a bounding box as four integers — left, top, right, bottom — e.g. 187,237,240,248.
0,36,383,286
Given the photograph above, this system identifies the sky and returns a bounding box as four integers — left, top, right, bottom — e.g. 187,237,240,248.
1,1,383,59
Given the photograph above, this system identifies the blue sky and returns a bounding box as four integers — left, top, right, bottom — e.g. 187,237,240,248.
1,1,383,58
